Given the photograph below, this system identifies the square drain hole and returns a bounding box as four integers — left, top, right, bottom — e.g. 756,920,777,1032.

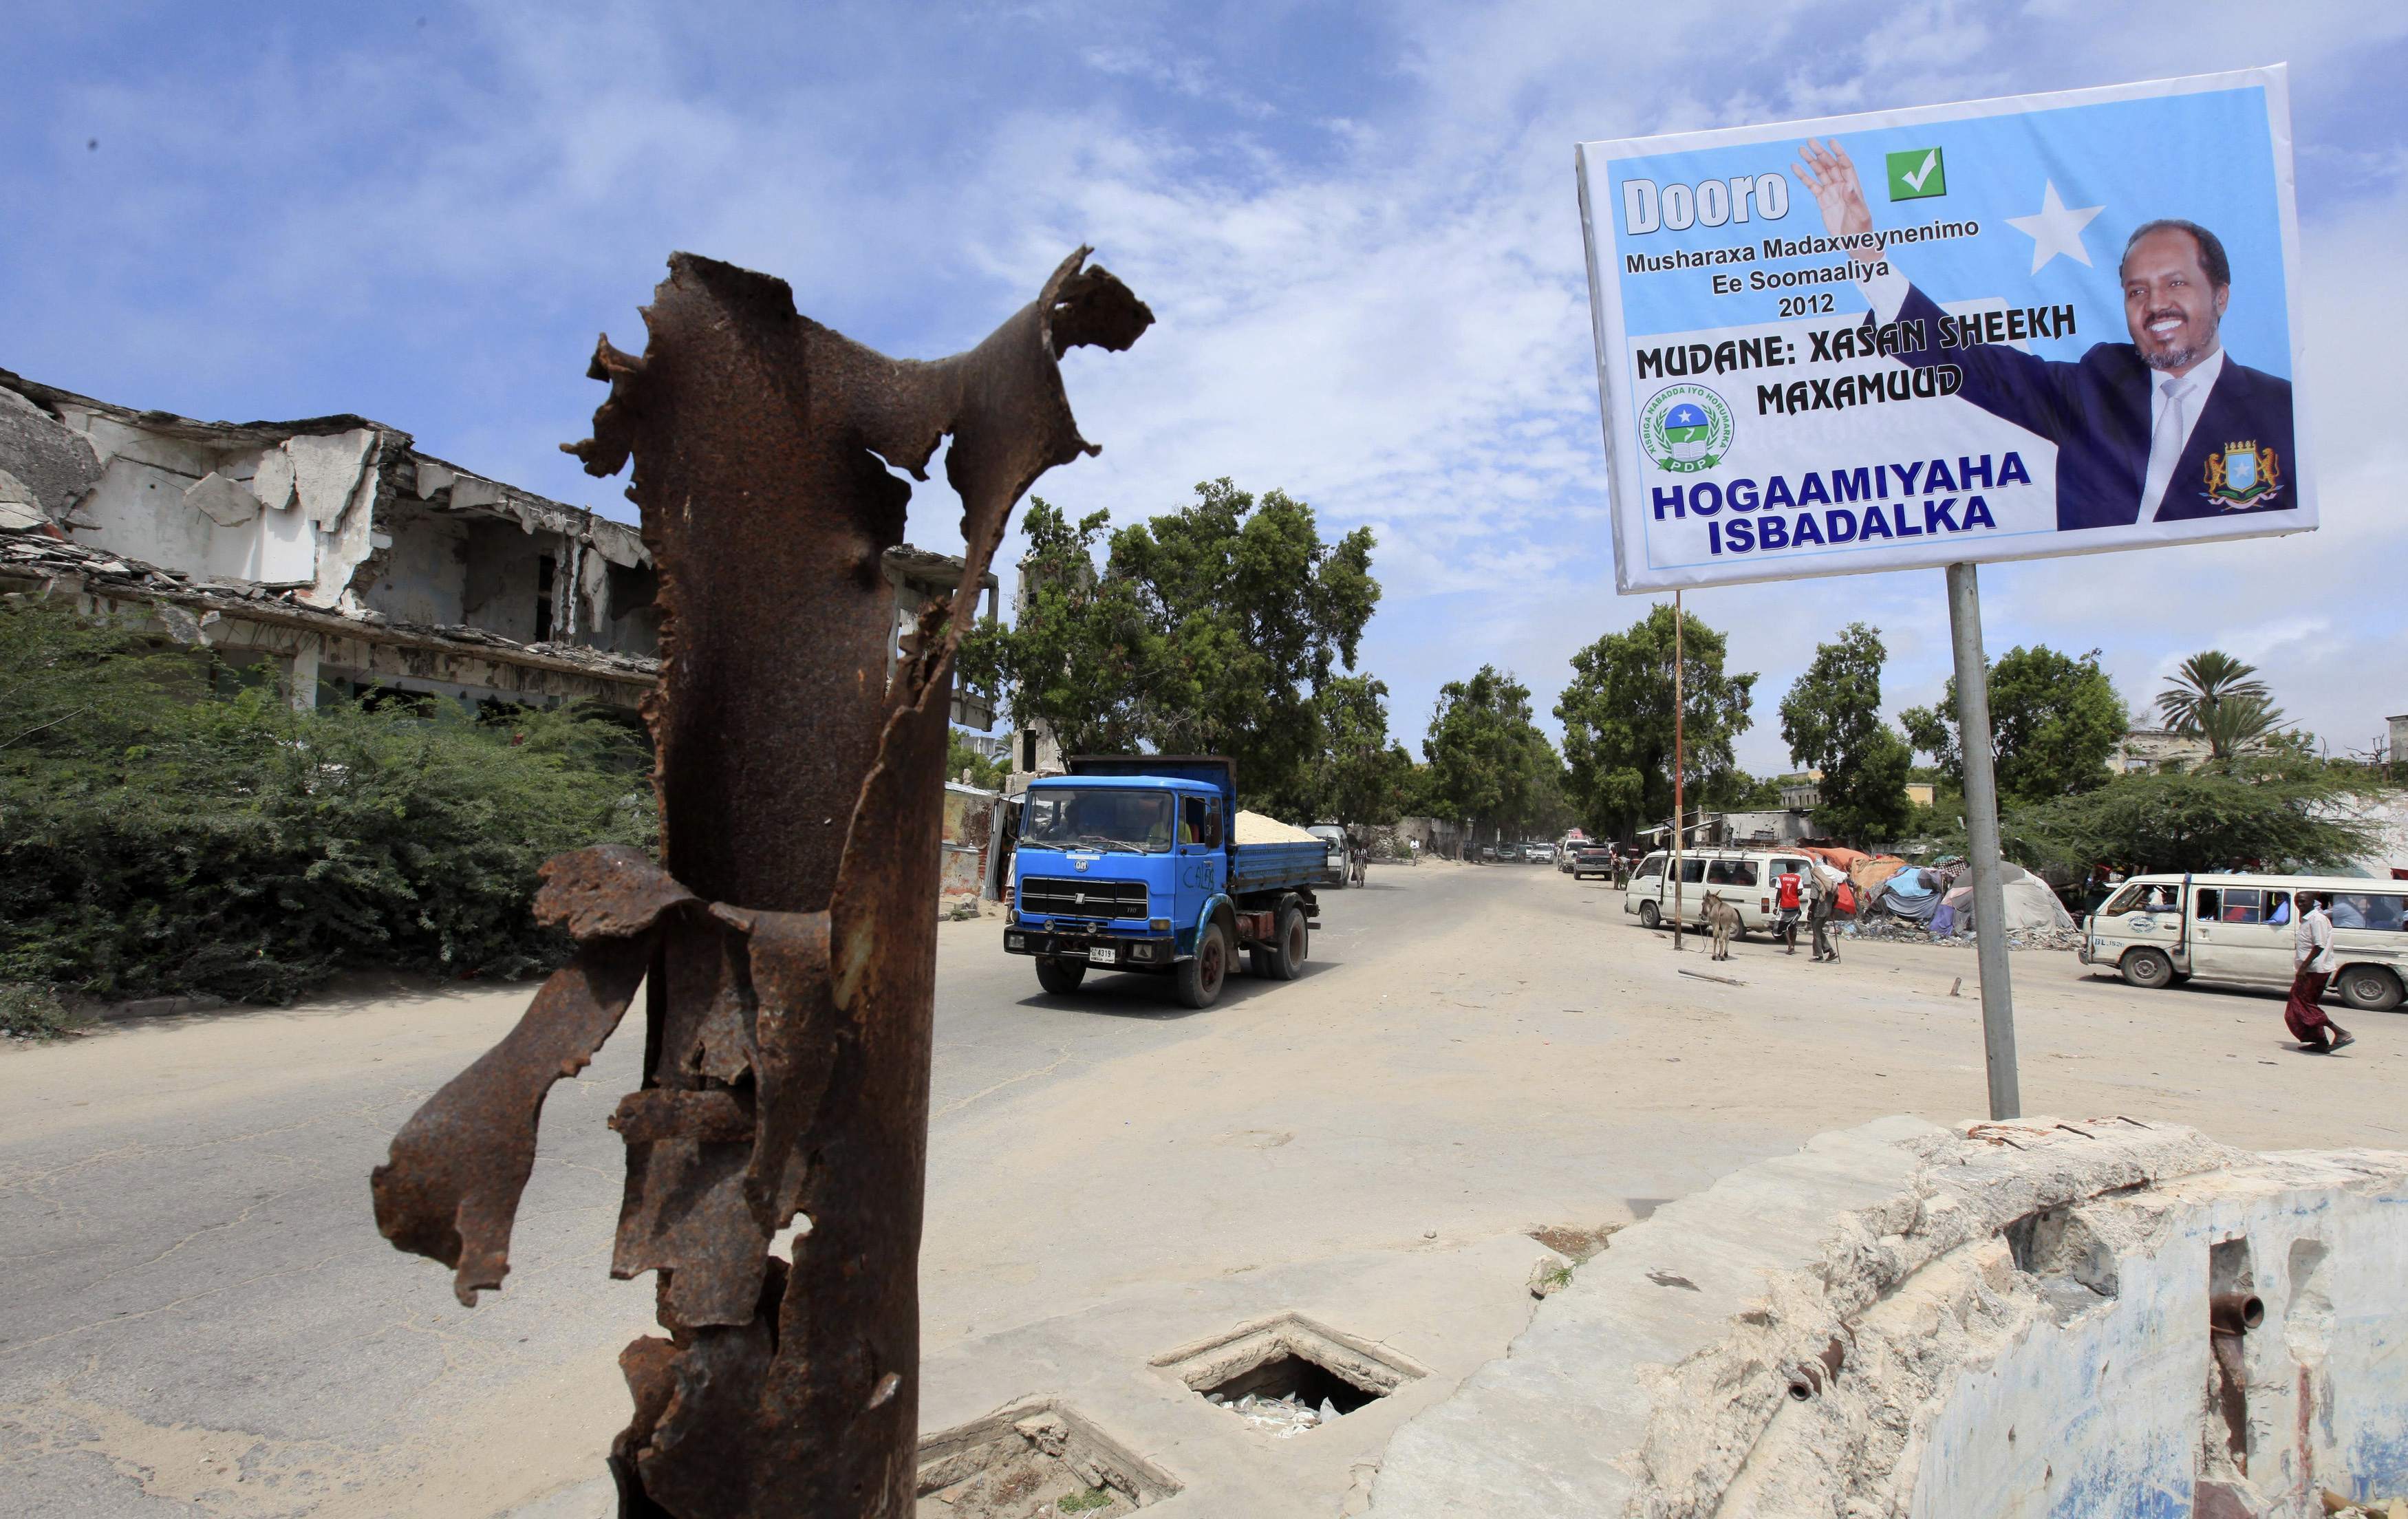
1151,1313,1427,1439
916,1398,1179,1516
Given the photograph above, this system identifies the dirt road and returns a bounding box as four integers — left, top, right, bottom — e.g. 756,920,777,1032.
4,863,2398,1516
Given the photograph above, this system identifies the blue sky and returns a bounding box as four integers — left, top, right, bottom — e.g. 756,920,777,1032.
8,1,2407,771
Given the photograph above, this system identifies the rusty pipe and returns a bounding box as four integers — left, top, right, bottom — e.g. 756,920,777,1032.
1786,1336,1848,1401
2209,1291,2261,1473
2210,1293,2265,1336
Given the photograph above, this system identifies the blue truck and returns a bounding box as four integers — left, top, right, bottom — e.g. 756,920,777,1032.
1000,755,1324,1009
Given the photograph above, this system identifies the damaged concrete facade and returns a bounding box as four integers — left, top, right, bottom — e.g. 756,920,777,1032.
0,367,659,711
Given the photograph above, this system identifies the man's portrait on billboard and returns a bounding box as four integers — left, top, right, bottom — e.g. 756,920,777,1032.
1794,138,2295,533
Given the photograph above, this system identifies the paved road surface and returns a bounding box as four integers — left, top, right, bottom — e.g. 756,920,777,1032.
3,862,2401,1516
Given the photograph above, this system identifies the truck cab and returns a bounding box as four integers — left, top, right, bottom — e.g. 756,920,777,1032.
1002,755,1324,1009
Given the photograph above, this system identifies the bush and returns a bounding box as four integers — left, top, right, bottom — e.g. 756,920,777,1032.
1,982,88,1041
0,595,656,1004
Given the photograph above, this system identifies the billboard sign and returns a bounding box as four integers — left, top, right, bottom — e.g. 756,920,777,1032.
1576,67,2308,592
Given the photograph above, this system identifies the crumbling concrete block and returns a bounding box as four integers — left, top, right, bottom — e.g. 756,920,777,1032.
184,470,261,527
1365,1117,2408,1519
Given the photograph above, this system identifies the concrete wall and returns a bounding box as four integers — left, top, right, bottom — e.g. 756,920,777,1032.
1364,1118,2408,1519
4,371,665,713
940,783,998,909
1908,1157,2408,1517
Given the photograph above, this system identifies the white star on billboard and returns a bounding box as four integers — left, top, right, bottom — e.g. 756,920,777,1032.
2006,180,2105,274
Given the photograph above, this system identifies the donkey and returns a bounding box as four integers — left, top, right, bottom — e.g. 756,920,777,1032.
1701,889,1743,962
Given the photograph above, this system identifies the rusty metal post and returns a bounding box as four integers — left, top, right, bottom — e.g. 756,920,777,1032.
371,249,1150,1516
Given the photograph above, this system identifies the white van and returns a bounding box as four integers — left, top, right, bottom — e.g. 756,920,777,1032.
1624,849,1818,936
2080,873,2407,1011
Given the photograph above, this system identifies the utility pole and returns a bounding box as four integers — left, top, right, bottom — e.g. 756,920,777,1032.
1671,590,1685,954
1945,562,2020,1121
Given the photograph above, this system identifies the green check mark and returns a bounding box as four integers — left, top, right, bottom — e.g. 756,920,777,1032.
1886,147,1946,201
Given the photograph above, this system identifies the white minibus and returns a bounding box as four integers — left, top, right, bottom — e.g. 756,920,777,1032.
2079,872,2407,1011
1623,849,1819,936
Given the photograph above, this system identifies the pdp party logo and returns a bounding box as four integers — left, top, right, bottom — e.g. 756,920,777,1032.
1640,384,1733,473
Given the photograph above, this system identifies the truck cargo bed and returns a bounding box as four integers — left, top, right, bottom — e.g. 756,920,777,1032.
1228,839,1326,897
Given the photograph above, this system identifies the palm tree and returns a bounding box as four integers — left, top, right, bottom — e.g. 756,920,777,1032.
2158,651,2283,759
2191,692,2283,760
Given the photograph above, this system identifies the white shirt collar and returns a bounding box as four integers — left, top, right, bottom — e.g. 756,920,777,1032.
2153,347,2225,413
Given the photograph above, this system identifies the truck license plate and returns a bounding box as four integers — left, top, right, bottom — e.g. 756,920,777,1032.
1088,947,1117,964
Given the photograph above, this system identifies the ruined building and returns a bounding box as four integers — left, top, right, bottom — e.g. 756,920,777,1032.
0,368,996,720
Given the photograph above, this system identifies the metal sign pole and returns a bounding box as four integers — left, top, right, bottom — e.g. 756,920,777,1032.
1944,561,2021,1120
1671,591,1685,954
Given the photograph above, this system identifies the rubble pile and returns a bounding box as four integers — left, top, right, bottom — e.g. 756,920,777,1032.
1842,918,2084,952
1204,1389,1340,1438
1,528,658,680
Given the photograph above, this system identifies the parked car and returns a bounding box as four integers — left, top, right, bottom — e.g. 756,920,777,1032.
1623,848,1818,936
1571,845,1617,881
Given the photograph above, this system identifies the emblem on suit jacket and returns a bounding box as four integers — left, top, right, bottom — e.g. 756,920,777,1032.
2204,440,2280,507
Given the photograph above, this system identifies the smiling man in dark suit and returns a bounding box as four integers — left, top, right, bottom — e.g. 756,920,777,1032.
1792,140,2295,532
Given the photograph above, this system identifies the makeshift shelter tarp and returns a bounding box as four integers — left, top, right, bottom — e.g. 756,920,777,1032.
1996,868,2076,931
1849,857,1908,899
1884,868,1938,901
1904,862,2074,933
1802,845,1870,872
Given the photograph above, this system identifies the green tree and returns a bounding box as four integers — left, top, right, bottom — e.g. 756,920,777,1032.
1901,645,2125,807
1110,479,1377,809
2156,650,2282,760
1778,623,1913,845
1422,667,1566,840
1307,675,1415,830
2008,764,2376,876
965,481,1379,812
945,729,1006,790
956,499,1148,757
1555,605,1756,839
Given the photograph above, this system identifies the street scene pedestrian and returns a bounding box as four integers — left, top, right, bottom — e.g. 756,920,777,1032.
1774,863,1805,954
2285,891,2356,1054
1809,876,1840,962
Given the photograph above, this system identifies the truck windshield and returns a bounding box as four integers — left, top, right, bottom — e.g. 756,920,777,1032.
1022,788,1177,853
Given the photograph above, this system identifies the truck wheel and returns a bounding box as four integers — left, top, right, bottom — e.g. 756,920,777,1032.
1035,958,1087,995
1259,905,1308,982
2119,948,2174,991
2336,965,2405,1012
1176,924,1230,1009
1638,901,1662,930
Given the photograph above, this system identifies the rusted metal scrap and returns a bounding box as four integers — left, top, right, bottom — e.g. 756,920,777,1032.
372,249,1151,1516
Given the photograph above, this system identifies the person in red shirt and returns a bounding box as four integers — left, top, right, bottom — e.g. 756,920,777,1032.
1775,868,1804,955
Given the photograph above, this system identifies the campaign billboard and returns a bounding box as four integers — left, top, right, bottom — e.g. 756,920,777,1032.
1576,67,2308,592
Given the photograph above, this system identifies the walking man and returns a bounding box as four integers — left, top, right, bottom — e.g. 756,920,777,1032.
1809,876,1839,962
1774,863,1805,955
2284,892,2355,1053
